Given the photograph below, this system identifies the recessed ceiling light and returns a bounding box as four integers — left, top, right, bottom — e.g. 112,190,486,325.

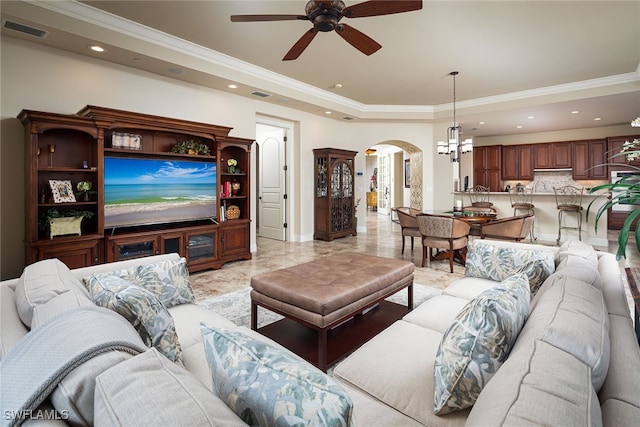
89,45,106,53
571,110,580,114
478,121,485,125
516,125,523,129
594,117,602,121
527,116,535,119
227,84,238,89
168,68,185,75
332,83,342,89
325,111,332,115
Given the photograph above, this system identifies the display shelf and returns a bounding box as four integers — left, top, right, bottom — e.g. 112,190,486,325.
22,105,253,270
313,148,357,241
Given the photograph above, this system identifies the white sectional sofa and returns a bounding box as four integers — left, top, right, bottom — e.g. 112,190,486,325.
1,239,639,426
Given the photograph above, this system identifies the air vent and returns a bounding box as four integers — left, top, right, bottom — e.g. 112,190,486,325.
342,116,354,121
2,19,49,38
251,91,272,98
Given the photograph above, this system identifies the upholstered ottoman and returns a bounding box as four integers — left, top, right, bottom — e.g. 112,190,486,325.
250,252,414,371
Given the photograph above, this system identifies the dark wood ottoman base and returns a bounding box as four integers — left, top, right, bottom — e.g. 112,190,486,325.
250,252,414,371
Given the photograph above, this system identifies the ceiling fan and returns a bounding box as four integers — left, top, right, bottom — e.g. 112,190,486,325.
230,1,423,61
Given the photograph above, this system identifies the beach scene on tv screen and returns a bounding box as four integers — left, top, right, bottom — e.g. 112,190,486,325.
104,157,216,228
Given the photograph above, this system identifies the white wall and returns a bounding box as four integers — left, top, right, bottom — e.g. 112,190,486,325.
2,37,633,279
0,37,436,279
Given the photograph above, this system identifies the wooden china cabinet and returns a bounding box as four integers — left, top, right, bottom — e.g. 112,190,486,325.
20,106,253,271
313,148,358,241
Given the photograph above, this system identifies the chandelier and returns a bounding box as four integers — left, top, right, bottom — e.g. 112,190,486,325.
437,71,472,162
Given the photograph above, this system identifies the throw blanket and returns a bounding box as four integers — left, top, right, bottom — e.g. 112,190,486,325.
0,306,147,427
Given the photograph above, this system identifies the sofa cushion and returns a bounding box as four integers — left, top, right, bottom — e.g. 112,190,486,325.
200,323,353,427
598,253,631,316
94,348,247,427
0,285,29,360
464,240,555,296
15,258,88,327
169,303,239,390
556,239,598,265
85,273,183,365
433,273,530,415
442,276,502,301
333,320,470,425
512,274,610,391
556,254,603,290
83,257,195,309
31,291,94,329
402,294,469,334
465,340,602,426
598,314,640,409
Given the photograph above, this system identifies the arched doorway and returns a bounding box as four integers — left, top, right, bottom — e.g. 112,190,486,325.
363,140,423,215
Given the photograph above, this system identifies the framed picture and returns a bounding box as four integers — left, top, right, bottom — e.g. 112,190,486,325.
404,159,411,188
49,179,76,203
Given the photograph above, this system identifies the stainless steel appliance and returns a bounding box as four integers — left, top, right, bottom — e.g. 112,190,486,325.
610,171,640,212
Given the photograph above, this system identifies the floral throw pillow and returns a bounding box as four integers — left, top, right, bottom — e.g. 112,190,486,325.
131,258,195,307
465,240,555,296
433,273,530,415
200,324,353,427
85,273,183,365
84,258,195,308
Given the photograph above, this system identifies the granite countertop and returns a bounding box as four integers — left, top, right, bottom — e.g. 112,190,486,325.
453,191,608,197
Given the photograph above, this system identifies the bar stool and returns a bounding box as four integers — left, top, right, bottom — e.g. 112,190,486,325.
468,185,493,208
509,184,536,241
553,185,584,245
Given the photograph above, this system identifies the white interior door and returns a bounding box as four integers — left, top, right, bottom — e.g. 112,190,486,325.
257,125,285,240
377,154,390,215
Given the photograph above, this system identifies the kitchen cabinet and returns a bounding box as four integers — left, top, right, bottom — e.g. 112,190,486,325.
608,135,640,171
473,145,502,191
533,142,572,169
502,145,533,180
573,139,607,179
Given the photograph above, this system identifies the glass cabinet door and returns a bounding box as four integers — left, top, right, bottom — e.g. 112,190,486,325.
187,231,216,262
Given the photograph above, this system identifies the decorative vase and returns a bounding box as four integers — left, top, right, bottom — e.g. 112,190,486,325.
83,192,89,202
231,179,241,196
228,165,237,174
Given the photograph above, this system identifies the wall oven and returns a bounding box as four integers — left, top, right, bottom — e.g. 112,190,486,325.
610,171,640,212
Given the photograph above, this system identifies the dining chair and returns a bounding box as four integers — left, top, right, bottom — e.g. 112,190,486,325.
478,214,535,242
553,185,585,244
393,207,422,254
416,214,471,273
468,185,493,208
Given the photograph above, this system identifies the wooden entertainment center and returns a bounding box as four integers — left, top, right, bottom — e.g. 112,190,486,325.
20,106,253,272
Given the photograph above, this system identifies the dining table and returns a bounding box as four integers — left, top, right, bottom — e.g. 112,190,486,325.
421,210,499,266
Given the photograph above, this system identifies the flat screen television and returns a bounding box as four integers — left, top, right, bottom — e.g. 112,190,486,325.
104,157,217,229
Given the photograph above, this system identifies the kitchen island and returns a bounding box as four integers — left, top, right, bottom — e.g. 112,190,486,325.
453,191,610,246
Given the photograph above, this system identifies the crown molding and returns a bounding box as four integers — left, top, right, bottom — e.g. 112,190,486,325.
23,0,640,119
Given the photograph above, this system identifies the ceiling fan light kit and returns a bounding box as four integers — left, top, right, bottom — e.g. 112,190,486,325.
437,71,473,163
230,0,423,60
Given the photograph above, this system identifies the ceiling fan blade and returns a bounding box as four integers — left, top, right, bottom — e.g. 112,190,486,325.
345,0,423,18
335,24,381,56
230,14,308,22
283,29,318,61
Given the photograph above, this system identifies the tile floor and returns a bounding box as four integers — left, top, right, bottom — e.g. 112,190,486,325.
191,211,640,303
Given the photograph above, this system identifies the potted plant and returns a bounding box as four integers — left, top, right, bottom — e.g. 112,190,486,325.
587,134,640,259
75,181,95,201
171,140,211,156
227,158,238,173
39,208,95,239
